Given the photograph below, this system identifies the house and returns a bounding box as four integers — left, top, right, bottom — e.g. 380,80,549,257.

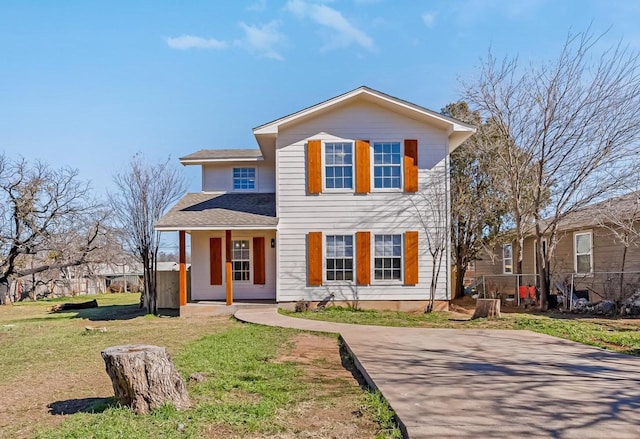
155,86,475,312
474,192,640,303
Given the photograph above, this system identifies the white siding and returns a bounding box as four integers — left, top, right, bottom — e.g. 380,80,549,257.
275,100,451,302
202,161,275,192
190,230,276,300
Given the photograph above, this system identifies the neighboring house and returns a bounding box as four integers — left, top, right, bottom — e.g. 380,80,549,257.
155,86,475,312
475,192,640,301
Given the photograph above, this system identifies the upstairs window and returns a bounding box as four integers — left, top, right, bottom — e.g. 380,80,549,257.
326,235,353,281
325,142,353,189
374,234,402,281
373,142,401,189
503,244,513,274
574,232,593,274
233,167,256,190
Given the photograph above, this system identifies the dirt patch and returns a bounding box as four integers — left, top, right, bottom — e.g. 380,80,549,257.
272,333,378,438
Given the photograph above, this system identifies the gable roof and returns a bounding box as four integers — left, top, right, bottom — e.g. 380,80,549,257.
253,86,475,150
155,192,277,231
179,149,263,165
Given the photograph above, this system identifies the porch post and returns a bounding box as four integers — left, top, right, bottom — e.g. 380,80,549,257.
179,230,187,307
225,230,233,305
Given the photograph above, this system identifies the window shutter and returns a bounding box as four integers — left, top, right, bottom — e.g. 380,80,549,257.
356,231,370,285
404,139,418,193
308,232,323,286
355,140,370,194
307,139,322,194
404,231,419,285
253,237,266,285
209,237,222,285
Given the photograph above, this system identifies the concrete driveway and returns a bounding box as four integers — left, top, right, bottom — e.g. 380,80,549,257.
235,309,640,438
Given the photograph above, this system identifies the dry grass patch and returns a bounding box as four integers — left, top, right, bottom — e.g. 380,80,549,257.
0,294,232,438
272,333,380,439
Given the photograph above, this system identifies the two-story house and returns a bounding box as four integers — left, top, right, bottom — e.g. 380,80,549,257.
155,86,475,312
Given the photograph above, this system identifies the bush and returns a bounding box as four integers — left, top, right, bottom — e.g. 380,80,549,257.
294,300,310,312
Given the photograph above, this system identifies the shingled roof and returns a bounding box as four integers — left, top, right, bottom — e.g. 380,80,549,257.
155,192,277,230
179,149,263,164
552,191,640,231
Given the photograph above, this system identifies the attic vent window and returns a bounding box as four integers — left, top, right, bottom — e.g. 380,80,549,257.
233,167,256,190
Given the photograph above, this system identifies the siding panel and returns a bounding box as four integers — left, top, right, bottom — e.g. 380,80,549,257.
274,100,451,302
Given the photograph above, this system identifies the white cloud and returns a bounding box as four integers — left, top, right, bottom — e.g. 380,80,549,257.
422,12,436,28
247,0,267,12
286,0,375,51
236,21,285,60
166,35,227,50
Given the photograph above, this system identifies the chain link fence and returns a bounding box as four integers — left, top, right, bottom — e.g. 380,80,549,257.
475,271,640,314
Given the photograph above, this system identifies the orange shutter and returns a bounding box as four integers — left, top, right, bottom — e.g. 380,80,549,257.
404,231,419,285
253,237,266,285
356,231,370,285
355,140,370,194
308,232,323,286
209,237,223,285
307,139,322,194
404,139,418,193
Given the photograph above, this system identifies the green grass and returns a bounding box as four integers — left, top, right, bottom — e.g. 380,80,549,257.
283,306,640,356
364,391,403,439
1,295,390,438
35,325,306,439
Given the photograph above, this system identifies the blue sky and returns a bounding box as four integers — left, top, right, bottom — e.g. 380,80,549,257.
1,0,640,197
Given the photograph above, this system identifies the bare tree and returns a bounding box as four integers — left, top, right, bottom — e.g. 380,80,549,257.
595,188,640,299
410,168,448,312
110,156,187,315
0,155,103,301
464,28,640,309
444,102,509,298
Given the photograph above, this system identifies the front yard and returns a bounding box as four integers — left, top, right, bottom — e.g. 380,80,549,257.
0,294,397,439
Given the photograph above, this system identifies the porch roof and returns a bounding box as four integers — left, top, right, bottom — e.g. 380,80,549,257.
155,192,278,231
179,149,263,165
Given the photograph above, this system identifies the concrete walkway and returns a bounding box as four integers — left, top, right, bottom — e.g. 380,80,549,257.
235,308,640,438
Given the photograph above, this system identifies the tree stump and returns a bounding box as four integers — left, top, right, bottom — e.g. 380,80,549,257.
472,299,502,319
101,345,190,414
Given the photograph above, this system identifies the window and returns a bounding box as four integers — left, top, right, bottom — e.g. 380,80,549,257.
326,235,353,281
503,244,513,274
232,240,250,281
325,142,353,189
374,234,402,281
373,142,401,189
574,232,592,274
233,167,256,190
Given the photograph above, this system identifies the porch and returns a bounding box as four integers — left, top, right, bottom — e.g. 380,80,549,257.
180,299,277,317
155,192,278,312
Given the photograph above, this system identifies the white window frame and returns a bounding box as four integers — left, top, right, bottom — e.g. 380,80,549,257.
574,231,593,274
324,234,355,283
372,234,403,284
503,243,513,274
232,167,258,192
231,239,252,282
323,141,354,192
371,140,403,192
